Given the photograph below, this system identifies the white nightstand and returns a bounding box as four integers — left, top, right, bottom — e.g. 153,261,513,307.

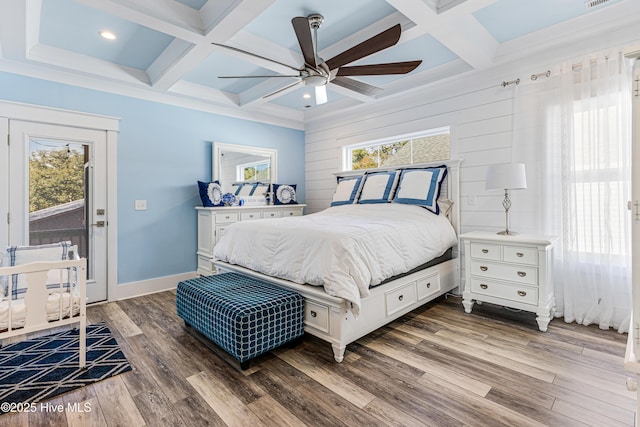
460,231,556,331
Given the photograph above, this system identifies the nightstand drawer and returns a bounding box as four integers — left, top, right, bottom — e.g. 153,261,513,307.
385,282,417,317
215,212,239,223
470,261,538,285
470,243,501,261
470,278,538,305
503,246,538,265
240,211,262,221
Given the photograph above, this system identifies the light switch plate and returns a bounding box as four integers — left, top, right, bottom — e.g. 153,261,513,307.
135,200,147,210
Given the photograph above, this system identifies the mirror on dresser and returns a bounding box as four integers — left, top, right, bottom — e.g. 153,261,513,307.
212,142,278,194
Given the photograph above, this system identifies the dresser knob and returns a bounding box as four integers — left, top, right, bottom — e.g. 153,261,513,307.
516,252,524,257
480,284,488,289
480,266,488,271
482,249,489,254
517,271,526,277
398,295,404,301
426,282,431,288
518,290,527,297
310,311,317,318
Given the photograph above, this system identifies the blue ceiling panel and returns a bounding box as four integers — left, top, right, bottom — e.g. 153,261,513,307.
175,0,208,10
40,0,174,70
474,0,624,43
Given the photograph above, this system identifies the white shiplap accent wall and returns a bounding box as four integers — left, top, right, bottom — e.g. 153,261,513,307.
303,70,537,239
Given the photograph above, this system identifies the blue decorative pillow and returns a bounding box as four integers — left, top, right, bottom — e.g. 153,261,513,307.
273,184,297,205
393,166,447,214
331,176,363,206
357,171,398,204
198,180,223,207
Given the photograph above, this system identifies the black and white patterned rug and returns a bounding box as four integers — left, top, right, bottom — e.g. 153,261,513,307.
0,323,131,411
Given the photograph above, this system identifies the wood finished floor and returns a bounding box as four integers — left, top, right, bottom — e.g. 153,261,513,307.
0,291,634,427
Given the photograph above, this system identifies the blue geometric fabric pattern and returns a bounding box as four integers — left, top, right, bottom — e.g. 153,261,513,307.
176,273,304,363
0,323,131,411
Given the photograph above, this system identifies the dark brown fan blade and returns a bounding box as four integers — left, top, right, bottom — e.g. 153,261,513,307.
331,76,382,97
291,17,317,68
337,60,421,76
325,24,401,71
211,42,300,72
219,75,300,79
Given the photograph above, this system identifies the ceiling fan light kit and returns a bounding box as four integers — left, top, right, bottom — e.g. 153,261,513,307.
213,13,422,106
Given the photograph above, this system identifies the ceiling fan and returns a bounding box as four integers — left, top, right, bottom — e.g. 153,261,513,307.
212,14,422,105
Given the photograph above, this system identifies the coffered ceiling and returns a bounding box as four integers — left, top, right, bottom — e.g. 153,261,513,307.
0,0,638,129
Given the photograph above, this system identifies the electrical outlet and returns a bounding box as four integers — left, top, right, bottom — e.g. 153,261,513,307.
135,200,147,211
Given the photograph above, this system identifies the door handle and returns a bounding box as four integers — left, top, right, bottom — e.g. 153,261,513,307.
91,220,105,227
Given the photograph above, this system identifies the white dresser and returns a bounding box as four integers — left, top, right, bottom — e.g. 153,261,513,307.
196,205,305,275
460,231,556,331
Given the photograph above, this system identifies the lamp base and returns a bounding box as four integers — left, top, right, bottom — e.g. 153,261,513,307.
497,230,518,236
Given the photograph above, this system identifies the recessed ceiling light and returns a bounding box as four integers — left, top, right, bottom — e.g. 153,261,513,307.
302,93,311,99
99,31,116,40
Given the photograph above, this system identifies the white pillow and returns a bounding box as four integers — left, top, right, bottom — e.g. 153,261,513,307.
393,167,447,214
331,176,363,206
357,171,398,204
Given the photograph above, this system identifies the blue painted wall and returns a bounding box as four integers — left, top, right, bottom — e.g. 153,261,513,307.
0,71,305,284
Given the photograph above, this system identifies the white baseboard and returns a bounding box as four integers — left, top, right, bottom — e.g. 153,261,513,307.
114,271,198,301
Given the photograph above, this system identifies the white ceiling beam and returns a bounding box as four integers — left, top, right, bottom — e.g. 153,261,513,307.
0,0,29,60
168,80,239,106
238,78,300,107
385,0,497,70
150,0,275,90
438,0,498,16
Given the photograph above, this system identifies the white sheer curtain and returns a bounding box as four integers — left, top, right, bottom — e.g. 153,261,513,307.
513,51,632,332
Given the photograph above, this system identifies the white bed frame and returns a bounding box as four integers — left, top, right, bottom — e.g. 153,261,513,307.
0,258,87,368
215,160,462,362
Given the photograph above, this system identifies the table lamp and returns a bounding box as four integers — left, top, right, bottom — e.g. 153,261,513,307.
485,163,527,235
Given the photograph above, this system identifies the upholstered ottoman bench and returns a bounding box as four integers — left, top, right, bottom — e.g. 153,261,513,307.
176,272,304,369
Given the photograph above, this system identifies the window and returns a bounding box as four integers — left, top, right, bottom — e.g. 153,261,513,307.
343,127,450,171
236,160,270,181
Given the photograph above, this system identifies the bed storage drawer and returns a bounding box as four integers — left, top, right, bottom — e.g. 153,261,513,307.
305,301,329,333
385,282,417,317
417,273,440,301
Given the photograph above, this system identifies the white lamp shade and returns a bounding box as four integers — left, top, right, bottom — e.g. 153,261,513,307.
485,163,527,191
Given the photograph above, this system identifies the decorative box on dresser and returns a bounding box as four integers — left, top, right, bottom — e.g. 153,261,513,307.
196,205,305,276
460,231,556,332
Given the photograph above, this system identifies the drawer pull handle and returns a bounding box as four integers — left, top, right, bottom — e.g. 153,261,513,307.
517,271,526,277
398,295,404,301
289,212,294,216
426,282,431,288
482,249,489,253
310,311,317,318
249,215,254,218
225,216,230,219
480,266,488,271
480,284,488,289
516,252,524,257
518,291,527,297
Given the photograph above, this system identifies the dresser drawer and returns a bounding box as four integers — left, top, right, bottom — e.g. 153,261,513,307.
263,210,282,219
240,211,262,221
470,242,501,261
503,245,538,265
385,282,417,317
215,212,238,223
281,208,302,217
470,278,538,305
470,261,538,286
305,301,329,333
417,273,440,301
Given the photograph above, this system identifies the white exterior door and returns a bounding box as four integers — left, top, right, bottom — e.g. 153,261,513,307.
4,121,109,303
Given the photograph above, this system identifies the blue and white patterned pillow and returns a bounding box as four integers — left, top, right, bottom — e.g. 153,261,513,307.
198,180,223,207
273,184,297,205
393,166,447,214
5,241,73,299
357,171,398,204
252,182,270,196
331,176,363,206
232,182,256,196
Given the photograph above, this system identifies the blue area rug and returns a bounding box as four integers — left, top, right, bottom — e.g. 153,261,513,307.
0,323,131,412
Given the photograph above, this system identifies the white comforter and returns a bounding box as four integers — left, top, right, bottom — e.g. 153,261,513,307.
213,203,457,315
